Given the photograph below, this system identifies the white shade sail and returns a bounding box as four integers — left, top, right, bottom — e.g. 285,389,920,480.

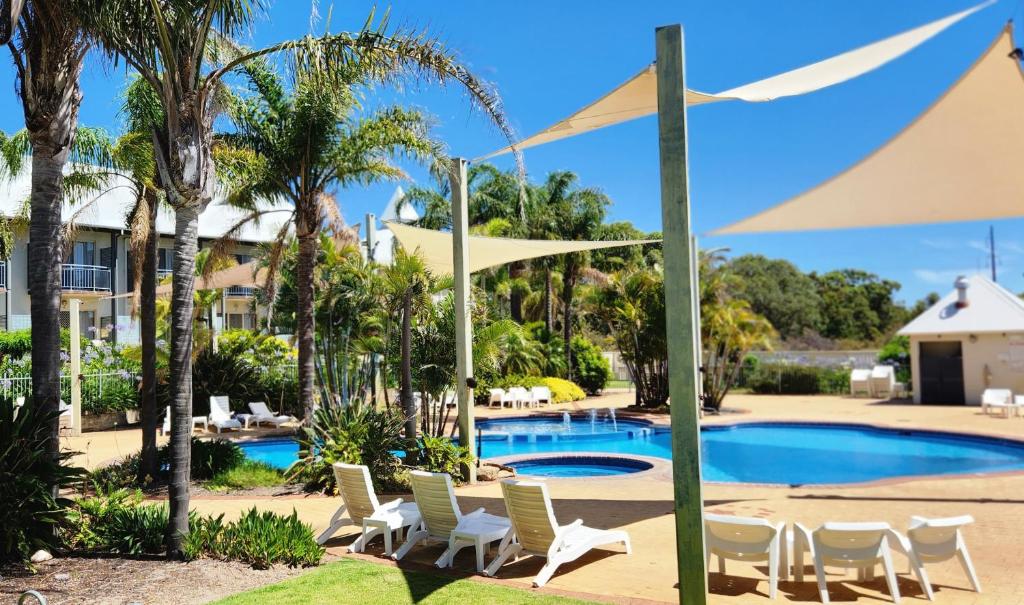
715,24,1024,234
386,221,658,276
478,1,991,160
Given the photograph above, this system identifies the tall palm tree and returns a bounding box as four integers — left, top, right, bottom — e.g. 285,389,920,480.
219,57,442,426
81,3,517,556
383,248,433,440
8,0,89,472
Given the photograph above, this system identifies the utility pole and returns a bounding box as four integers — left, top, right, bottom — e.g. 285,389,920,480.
450,157,476,484
989,225,997,282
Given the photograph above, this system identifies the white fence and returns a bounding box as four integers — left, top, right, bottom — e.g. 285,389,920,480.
0,371,138,409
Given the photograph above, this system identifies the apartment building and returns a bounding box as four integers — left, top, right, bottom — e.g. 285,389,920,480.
0,170,289,343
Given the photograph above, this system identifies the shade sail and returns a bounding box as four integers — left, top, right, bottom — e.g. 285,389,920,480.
477,1,991,161
105,261,267,300
386,222,658,276
715,24,1024,234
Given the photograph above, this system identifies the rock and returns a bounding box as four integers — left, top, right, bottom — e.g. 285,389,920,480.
29,550,52,563
477,465,500,481
54,573,70,582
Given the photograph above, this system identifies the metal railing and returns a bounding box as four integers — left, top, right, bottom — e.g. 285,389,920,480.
226,285,255,297
156,269,173,280
1,371,139,410
0,262,7,289
62,264,111,292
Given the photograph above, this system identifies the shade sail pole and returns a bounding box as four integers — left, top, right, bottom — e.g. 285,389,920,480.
656,24,707,604
450,157,476,484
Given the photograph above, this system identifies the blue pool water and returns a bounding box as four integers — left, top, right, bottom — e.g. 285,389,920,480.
237,418,1024,484
507,456,653,478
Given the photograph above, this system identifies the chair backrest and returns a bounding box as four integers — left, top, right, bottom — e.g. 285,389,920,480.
871,365,894,380
704,513,778,555
981,388,1012,404
249,401,272,417
501,479,560,555
816,522,890,562
908,515,972,555
409,470,462,539
531,386,551,400
850,369,871,382
489,389,505,402
209,395,231,420
332,463,381,524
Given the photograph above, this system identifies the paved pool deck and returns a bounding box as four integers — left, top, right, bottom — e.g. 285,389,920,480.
65,392,1024,604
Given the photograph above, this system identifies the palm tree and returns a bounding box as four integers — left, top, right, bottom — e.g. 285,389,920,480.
81,3,517,556
548,172,608,378
7,0,89,473
218,58,443,426
383,248,433,440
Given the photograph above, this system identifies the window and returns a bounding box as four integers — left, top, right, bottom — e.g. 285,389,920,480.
235,253,252,264
68,241,95,265
158,248,174,271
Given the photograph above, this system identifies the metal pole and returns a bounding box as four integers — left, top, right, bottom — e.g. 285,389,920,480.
450,157,476,484
69,298,82,437
656,24,707,604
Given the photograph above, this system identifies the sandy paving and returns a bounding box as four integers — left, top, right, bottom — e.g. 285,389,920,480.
67,392,1024,604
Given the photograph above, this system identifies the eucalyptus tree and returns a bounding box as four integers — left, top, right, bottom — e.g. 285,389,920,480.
81,2,516,556
219,58,442,426
7,0,90,467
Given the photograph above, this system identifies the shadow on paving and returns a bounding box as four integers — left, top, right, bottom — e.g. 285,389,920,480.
709,566,932,602
792,493,1024,505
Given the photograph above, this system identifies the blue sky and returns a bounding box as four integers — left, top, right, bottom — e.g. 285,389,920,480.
4,1,1021,303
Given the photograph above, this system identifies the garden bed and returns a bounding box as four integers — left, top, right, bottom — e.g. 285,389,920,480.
0,555,324,605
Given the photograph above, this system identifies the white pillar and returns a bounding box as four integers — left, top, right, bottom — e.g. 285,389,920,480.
69,298,82,436
450,157,475,483
365,213,377,262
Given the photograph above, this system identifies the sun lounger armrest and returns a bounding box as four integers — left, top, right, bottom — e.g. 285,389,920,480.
380,498,404,510
886,528,911,555
550,519,585,555
463,507,487,519
793,522,814,555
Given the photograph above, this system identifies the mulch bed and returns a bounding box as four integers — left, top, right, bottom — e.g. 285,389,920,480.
0,554,332,605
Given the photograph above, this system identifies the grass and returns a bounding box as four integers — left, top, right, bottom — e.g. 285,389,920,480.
211,558,601,605
205,460,286,492
605,379,633,389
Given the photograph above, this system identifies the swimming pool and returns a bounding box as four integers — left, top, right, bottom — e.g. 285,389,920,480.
506,455,654,478
237,416,1024,485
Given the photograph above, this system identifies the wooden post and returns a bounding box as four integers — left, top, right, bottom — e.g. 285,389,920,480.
69,298,82,437
450,157,476,483
656,24,707,604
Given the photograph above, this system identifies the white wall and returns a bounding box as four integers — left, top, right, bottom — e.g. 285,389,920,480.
911,332,1024,404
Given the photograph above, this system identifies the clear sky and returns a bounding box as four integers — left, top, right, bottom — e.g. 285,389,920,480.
3,1,1021,304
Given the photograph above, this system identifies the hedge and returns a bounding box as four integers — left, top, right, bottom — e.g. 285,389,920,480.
746,364,851,395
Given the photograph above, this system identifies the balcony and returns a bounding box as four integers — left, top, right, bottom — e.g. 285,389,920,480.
62,264,111,292
0,261,7,290
157,268,173,280
226,286,255,297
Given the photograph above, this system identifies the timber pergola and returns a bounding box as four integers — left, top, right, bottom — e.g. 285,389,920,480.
445,4,993,603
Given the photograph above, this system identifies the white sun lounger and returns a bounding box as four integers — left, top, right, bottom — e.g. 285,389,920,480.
247,401,292,427
208,395,242,433
869,366,896,398
531,386,552,406
794,521,927,604
889,515,981,598
393,470,510,572
981,388,1016,417
160,405,208,435
484,479,631,587
849,369,872,397
705,513,788,599
315,463,421,556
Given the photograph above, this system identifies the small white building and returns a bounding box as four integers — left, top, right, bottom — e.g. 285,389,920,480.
899,275,1024,405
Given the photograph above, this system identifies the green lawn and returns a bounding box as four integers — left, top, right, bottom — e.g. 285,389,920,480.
212,558,601,605
206,460,286,491
605,379,633,389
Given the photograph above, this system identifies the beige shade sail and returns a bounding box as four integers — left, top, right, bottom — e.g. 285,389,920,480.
715,24,1024,234
104,261,268,300
477,1,991,161
386,221,658,276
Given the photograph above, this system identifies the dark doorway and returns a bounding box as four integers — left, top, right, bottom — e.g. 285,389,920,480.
919,341,965,404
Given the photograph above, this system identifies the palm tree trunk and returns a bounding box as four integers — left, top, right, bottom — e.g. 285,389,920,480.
562,266,577,379
166,205,199,557
509,261,524,323
296,231,317,424
400,291,415,439
28,148,66,468
544,268,553,334
138,190,159,482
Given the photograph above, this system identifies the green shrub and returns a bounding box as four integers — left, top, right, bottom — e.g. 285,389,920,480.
569,336,611,395
82,378,139,414
879,335,911,384
747,364,851,395
207,460,285,492
0,329,32,361
190,349,261,414
62,488,183,555
290,400,408,494
475,375,586,404
0,398,85,563
541,377,586,402
184,508,324,569
415,436,473,484
89,438,245,490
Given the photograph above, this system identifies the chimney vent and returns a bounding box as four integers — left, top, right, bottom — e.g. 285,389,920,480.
954,276,970,308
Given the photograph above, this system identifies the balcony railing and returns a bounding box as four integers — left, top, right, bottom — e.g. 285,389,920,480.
0,262,7,289
157,268,173,280
226,286,255,297
62,264,111,292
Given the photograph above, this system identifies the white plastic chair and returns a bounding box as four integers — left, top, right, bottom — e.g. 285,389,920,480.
531,386,552,406
849,369,872,396
392,470,510,572
794,521,922,604
315,463,421,556
870,366,896,398
484,479,631,587
705,513,788,599
247,401,291,427
889,515,981,597
508,386,535,408
981,388,1015,417
208,395,242,433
